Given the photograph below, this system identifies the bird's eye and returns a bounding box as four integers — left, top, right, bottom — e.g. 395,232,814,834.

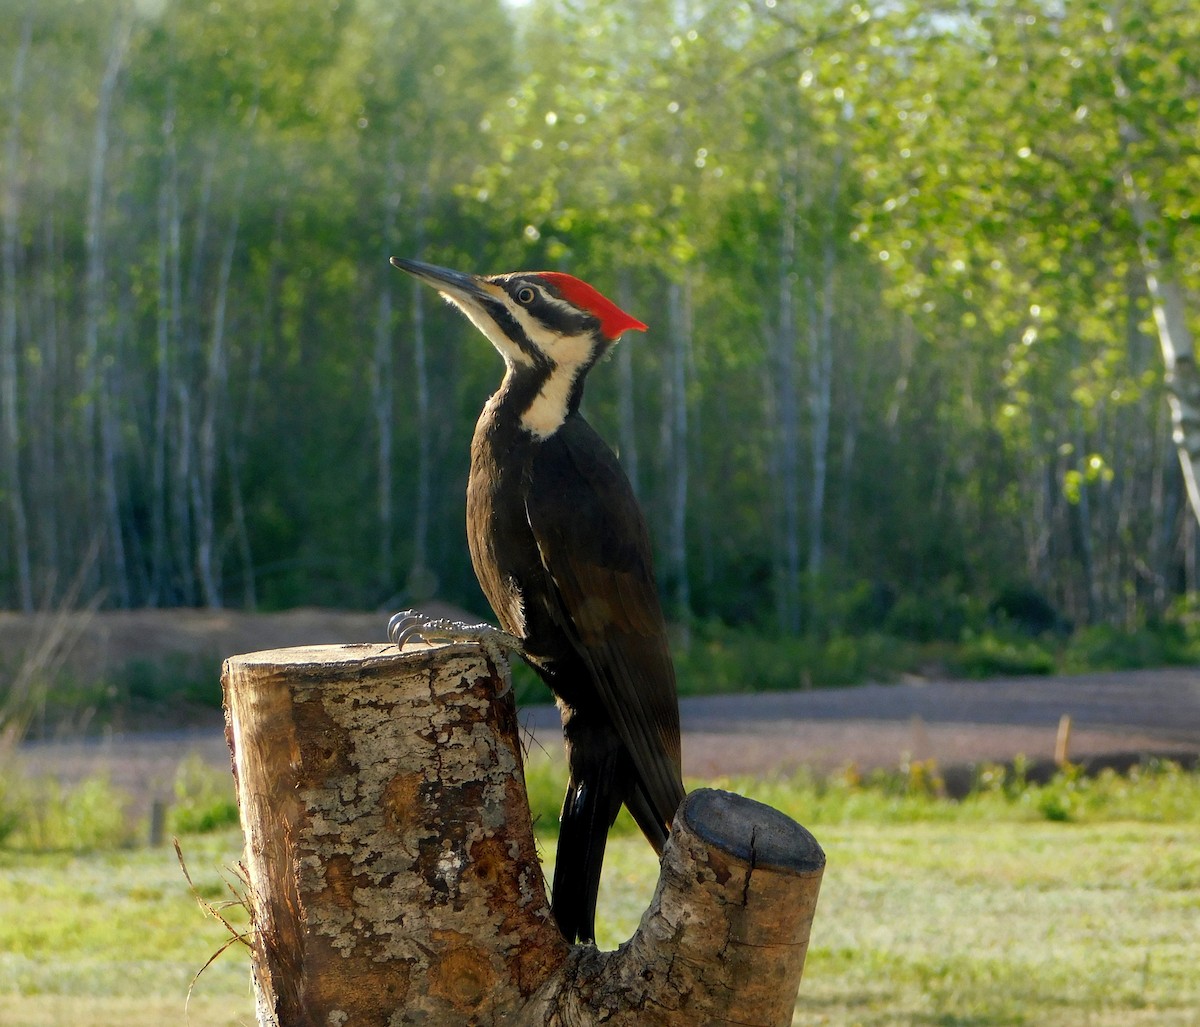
516,286,536,304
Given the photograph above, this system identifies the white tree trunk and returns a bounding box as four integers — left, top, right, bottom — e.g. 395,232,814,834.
1124,178,1200,527
1,16,34,610
775,164,802,635
1108,7,1200,530
408,183,434,599
82,16,132,599
616,271,640,494
807,153,841,595
372,141,402,594
662,277,691,629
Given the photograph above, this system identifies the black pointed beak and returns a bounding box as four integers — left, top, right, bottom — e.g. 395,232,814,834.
390,256,490,304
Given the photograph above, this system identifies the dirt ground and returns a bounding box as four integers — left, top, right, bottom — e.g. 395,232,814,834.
9,609,1200,817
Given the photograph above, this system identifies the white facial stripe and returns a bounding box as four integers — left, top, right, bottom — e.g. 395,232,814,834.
520,363,579,439
506,300,596,370
536,287,581,321
442,289,534,368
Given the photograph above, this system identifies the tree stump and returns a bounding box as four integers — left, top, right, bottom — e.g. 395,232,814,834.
222,642,824,1026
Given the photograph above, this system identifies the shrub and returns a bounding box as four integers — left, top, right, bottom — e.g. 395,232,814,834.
884,589,977,643
167,754,240,835
950,631,1056,677
1062,622,1199,673
10,775,133,851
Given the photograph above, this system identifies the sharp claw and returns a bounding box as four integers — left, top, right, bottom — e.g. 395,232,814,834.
387,609,412,643
386,608,521,698
388,609,430,648
387,609,525,661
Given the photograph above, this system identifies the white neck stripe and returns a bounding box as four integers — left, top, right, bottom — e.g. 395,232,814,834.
520,364,579,439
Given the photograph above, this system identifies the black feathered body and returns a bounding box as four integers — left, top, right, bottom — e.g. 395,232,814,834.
467,368,685,944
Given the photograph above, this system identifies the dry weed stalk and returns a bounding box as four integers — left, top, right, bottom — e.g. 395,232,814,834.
0,541,102,750
175,837,254,1021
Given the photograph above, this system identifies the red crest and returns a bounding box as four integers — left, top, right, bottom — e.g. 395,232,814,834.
539,272,648,340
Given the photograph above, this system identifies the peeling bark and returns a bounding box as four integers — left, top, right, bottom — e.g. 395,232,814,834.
528,789,824,1026
223,644,824,1026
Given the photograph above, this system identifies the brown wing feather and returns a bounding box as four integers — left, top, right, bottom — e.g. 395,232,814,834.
524,419,685,825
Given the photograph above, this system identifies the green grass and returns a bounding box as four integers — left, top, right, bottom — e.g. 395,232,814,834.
515,753,1200,840
795,822,1200,1026
574,821,1200,1026
2,763,1199,1026
0,833,253,1027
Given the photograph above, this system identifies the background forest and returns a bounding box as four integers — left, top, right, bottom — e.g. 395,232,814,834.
1,0,1199,674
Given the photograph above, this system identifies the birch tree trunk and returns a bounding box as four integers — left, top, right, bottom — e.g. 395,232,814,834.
82,16,132,598
30,210,62,582
774,162,802,636
1123,179,1200,529
806,155,840,596
195,99,259,609
408,184,435,601
149,93,177,606
223,643,824,1026
372,141,402,596
662,277,691,632
176,151,218,606
616,271,640,496
1,16,34,611
1108,8,1200,530
401,277,435,600
195,204,240,608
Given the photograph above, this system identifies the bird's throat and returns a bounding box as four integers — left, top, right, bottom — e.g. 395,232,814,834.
516,364,580,440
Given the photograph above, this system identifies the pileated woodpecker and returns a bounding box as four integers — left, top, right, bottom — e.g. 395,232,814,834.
388,256,686,945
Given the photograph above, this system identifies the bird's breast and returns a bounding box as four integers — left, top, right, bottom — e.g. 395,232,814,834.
467,417,539,639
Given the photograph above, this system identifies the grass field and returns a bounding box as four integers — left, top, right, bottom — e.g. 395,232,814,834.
2,767,1199,1026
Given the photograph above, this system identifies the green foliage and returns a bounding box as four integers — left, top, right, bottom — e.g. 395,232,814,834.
969,756,1200,826
0,0,1197,641
675,622,917,694
0,775,21,845
166,754,240,835
884,589,977,644
520,755,564,837
1,775,133,852
1062,621,1200,672
715,757,1200,829
948,630,1057,678
120,656,219,710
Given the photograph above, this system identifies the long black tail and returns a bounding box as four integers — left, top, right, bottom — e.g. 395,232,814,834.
552,762,623,945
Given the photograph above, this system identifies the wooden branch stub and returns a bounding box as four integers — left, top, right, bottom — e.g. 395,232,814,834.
532,788,825,1026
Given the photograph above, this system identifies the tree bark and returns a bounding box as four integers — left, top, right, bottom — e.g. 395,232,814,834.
774,158,802,637
371,140,402,597
1107,8,1200,530
1126,188,1200,528
615,270,640,497
661,278,692,632
806,152,840,597
407,182,434,601
1,15,34,611
82,16,133,602
223,643,824,1026
150,91,177,607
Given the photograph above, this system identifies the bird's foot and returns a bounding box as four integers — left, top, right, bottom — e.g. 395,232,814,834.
387,609,523,695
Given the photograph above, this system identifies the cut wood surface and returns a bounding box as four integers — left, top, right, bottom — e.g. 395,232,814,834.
222,642,824,1026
